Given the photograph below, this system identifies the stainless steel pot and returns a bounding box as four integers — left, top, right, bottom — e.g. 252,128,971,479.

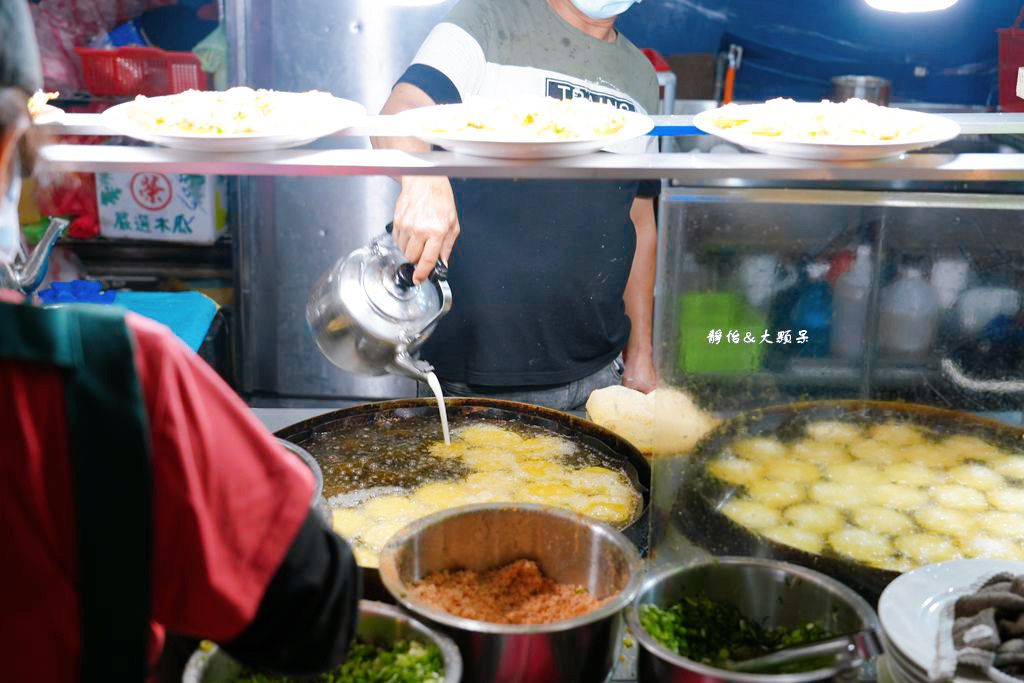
626,558,881,683
181,600,462,682
378,503,642,683
829,75,892,106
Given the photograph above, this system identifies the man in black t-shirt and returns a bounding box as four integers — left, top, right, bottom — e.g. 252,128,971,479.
372,0,658,411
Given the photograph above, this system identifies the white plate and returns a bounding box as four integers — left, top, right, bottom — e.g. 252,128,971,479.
398,103,654,159
693,104,960,161
31,104,64,125
101,94,366,152
879,559,1024,673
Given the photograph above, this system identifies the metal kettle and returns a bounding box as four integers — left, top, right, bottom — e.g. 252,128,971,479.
0,217,68,294
306,230,452,384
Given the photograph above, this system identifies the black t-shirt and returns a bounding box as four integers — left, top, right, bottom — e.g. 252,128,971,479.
421,177,643,386
399,0,660,386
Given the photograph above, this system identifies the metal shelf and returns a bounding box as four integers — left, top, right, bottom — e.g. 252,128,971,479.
37,113,1024,183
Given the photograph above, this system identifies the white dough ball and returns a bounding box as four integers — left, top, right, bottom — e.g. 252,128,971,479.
746,480,806,508
960,536,1024,561
762,458,822,485
763,526,824,554
722,499,783,530
870,423,926,447
869,483,929,510
829,528,894,563
826,462,883,486
853,507,913,535
930,484,989,511
992,456,1024,480
849,439,900,465
810,482,869,509
988,487,1024,514
978,511,1024,538
915,506,976,536
709,457,765,486
733,436,788,461
948,464,1004,492
895,533,959,564
883,462,946,488
805,421,863,444
783,503,845,534
790,439,850,465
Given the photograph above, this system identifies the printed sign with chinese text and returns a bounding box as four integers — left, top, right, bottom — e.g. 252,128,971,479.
96,172,225,244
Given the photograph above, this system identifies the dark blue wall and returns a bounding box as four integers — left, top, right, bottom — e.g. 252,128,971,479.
616,0,1024,106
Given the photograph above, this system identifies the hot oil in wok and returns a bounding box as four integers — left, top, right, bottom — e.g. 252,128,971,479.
304,415,641,567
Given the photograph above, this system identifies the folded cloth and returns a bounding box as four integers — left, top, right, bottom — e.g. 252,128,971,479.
114,291,218,353
37,279,116,304
36,282,218,353
933,573,1024,683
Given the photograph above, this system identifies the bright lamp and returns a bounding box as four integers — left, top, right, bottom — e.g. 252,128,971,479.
865,0,958,11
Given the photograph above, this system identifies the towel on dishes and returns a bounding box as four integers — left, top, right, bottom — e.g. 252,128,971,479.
932,573,1024,683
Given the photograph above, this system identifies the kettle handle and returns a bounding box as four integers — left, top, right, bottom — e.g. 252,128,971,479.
385,223,449,288
409,278,453,347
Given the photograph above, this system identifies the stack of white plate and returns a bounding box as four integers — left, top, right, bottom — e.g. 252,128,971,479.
877,559,1024,683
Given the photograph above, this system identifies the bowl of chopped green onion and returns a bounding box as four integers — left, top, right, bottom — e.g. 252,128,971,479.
182,600,461,683
626,557,880,683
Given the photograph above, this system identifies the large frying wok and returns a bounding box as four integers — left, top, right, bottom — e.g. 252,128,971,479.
673,400,1024,605
275,397,651,601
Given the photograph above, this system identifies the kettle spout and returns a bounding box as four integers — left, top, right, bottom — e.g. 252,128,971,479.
387,347,435,384
13,217,68,294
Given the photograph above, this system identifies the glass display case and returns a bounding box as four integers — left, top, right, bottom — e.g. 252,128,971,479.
649,130,1024,597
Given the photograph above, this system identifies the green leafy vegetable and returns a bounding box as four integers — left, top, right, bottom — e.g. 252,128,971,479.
235,639,444,682
639,596,830,671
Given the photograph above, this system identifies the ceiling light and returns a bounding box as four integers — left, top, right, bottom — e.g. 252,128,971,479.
865,0,958,12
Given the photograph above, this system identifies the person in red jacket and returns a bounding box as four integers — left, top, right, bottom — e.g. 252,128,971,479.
0,1,360,680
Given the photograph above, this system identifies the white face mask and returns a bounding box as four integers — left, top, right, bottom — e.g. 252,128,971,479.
0,167,20,266
569,0,641,19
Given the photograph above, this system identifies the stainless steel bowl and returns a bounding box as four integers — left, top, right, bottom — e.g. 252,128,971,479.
626,557,881,683
378,503,642,683
182,599,462,682
275,437,328,517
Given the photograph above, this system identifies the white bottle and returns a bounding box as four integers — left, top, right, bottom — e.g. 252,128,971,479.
879,266,940,357
831,245,873,359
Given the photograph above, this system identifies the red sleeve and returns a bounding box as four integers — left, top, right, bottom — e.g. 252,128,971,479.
127,314,314,641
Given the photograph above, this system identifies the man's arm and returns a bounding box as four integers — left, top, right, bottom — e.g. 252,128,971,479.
372,83,460,284
622,195,657,393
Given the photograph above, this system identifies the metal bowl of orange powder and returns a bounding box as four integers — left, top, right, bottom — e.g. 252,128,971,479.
378,502,642,683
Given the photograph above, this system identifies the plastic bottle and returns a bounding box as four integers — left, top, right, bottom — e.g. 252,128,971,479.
792,261,832,357
831,245,873,359
879,266,940,357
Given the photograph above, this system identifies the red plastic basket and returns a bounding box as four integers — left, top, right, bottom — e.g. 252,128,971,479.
998,5,1024,112
75,46,207,97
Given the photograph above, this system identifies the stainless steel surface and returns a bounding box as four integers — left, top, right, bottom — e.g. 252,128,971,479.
0,217,67,293
37,145,1024,182
830,76,892,106
378,503,642,683
224,0,458,401
306,233,452,383
662,188,1024,210
625,558,881,683
37,112,1024,137
250,407,339,432
182,600,462,683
